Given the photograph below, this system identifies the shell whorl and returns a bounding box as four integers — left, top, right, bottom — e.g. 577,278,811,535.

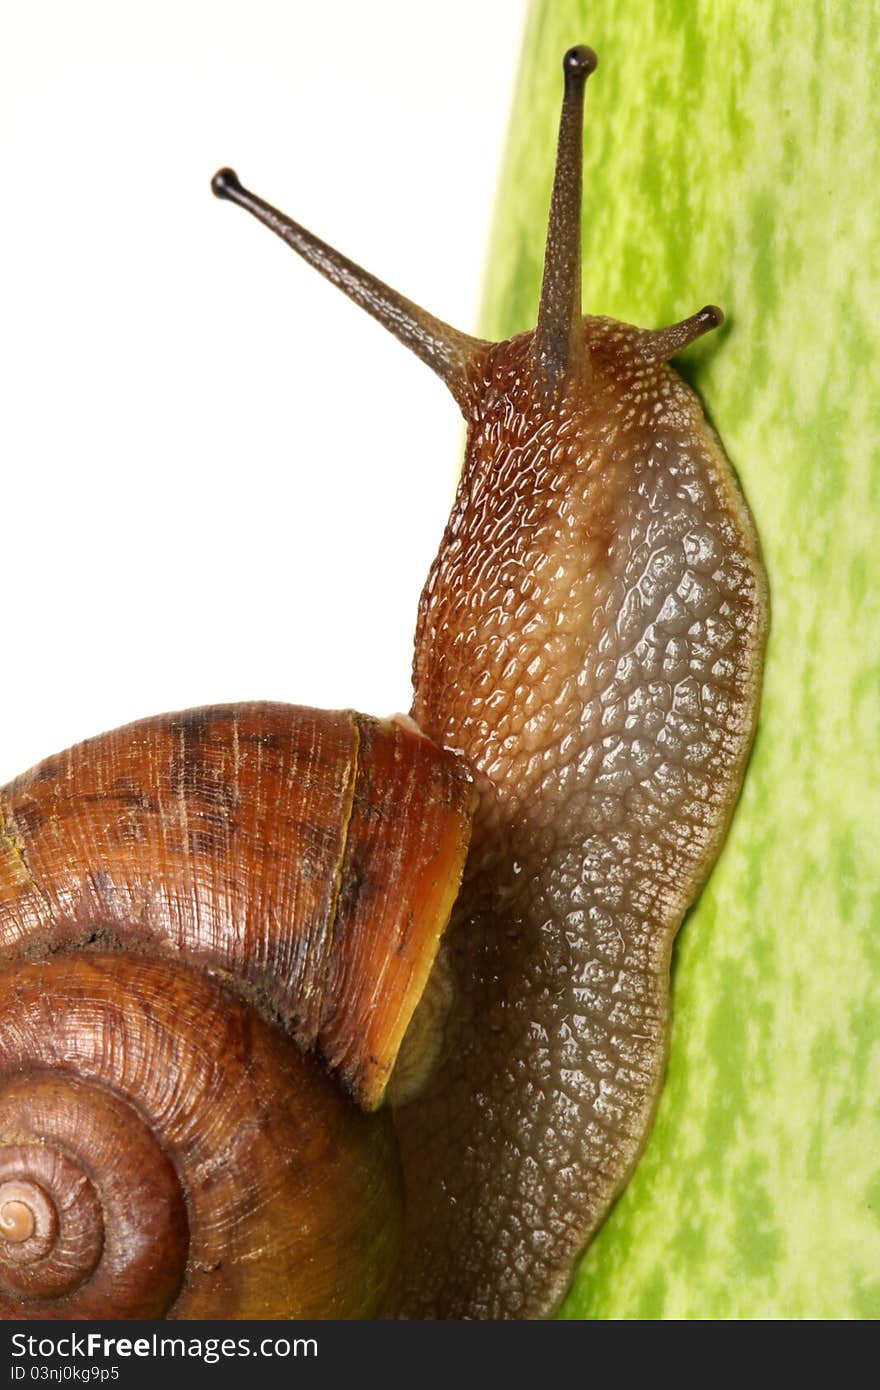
0,954,403,1318
0,1065,187,1317
0,702,472,1109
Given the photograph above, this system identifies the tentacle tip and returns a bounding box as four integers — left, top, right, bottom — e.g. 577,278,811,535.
211,167,242,200
563,46,598,85
701,304,725,331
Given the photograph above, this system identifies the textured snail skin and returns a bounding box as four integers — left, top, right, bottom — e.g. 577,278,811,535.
387,321,768,1317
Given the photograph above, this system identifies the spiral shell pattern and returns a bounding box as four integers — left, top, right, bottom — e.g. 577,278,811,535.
0,954,402,1318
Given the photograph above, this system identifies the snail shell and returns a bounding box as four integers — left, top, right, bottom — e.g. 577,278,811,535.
0,705,472,1316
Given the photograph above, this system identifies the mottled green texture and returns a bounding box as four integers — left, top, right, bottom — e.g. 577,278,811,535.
484,0,879,1319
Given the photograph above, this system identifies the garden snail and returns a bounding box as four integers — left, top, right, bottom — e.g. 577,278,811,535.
0,42,767,1321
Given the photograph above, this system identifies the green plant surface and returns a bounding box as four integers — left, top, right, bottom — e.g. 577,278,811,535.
483,0,880,1319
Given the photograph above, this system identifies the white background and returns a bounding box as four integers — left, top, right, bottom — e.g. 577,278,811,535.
0,1,526,782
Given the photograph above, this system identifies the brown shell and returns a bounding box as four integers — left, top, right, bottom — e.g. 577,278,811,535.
0,702,473,1109
0,953,401,1318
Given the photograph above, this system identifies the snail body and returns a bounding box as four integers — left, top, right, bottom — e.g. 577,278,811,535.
1,47,767,1319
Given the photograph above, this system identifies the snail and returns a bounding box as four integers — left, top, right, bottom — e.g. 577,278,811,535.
0,45,767,1320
